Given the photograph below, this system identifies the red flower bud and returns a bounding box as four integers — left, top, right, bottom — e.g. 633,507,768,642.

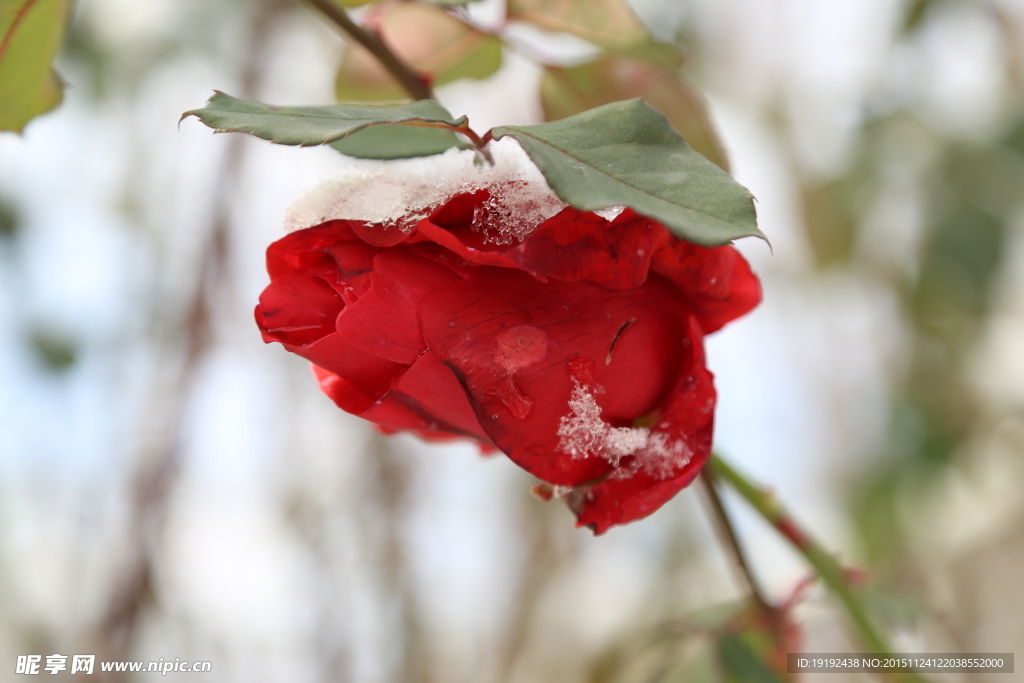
256,143,760,533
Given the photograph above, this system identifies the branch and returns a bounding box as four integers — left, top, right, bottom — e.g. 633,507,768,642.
698,470,774,617
707,454,930,683
707,454,887,649
301,0,435,102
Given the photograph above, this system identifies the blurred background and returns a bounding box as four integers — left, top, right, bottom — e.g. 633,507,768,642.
2,0,1023,680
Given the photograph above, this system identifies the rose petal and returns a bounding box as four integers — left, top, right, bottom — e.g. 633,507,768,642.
569,368,716,533
288,332,407,408
267,220,359,279
421,267,691,485
256,273,343,347
507,207,662,290
336,248,461,364
352,221,412,247
652,241,761,333
313,363,381,415
361,352,493,444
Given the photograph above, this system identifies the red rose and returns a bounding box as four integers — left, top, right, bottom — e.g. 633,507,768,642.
255,144,760,533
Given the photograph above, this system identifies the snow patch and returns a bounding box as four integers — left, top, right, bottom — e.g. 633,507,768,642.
633,432,692,479
283,138,566,240
556,379,693,479
594,205,626,221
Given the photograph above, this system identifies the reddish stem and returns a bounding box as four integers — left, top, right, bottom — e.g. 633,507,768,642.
301,0,434,101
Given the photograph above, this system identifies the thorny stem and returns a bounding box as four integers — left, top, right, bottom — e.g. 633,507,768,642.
707,454,929,683
698,470,775,618
302,0,435,101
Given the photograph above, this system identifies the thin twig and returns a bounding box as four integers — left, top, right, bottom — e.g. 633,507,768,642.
698,469,774,617
302,0,435,101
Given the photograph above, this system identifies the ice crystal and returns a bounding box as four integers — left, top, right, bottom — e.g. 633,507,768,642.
471,180,565,245
556,378,693,479
594,205,626,221
557,378,650,467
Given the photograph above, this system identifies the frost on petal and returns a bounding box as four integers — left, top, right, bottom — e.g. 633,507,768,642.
556,359,692,479
557,377,612,459
471,180,566,245
283,138,566,238
633,432,693,479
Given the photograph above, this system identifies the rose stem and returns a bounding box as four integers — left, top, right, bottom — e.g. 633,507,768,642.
299,0,494,163
698,469,775,618
301,0,435,101
707,454,929,683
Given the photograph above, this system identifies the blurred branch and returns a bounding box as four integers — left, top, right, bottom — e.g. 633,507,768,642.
708,454,930,683
364,434,432,683
495,494,565,683
698,470,774,617
708,454,885,649
92,0,286,670
301,0,435,101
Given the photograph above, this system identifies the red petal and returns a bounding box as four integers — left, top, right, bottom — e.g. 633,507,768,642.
652,241,761,333
411,205,666,291
314,352,492,445
336,248,461,364
287,332,407,410
256,273,343,347
361,352,493,444
352,221,412,247
420,267,692,485
506,207,665,290
570,363,716,534
313,363,381,415
266,220,360,279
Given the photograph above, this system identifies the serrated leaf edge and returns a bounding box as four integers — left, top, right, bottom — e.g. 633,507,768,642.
180,91,470,148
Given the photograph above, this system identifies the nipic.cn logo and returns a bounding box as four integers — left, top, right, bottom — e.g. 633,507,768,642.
16,654,212,675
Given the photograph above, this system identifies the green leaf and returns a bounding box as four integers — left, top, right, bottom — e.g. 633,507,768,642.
335,2,501,102
541,56,731,171
492,99,762,246
0,0,69,132
330,124,470,159
716,634,788,683
182,92,468,159
332,0,374,6
506,0,682,66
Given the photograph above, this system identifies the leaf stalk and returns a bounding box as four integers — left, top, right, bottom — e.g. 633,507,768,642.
301,0,435,101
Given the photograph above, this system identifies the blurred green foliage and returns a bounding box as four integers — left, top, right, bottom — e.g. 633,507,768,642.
29,329,77,371
793,2,1024,589
0,196,18,238
541,56,730,171
588,601,796,683
334,1,502,101
0,0,69,132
